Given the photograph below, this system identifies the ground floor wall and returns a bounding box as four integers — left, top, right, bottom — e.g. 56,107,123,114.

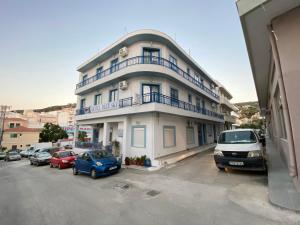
76,112,223,166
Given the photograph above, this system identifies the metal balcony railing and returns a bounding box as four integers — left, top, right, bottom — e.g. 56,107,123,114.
76,56,219,100
76,93,224,120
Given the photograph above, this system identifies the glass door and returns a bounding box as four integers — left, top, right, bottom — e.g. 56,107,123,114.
142,84,160,103
170,88,179,107
143,48,160,64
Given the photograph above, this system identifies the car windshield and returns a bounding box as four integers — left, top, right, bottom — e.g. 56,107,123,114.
37,152,50,157
59,151,73,158
90,151,113,159
218,131,257,144
9,152,18,155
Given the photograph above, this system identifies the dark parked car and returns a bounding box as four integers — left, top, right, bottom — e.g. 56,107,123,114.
29,152,52,166
27,149,41,157
73,150,121,179
4,151,21,161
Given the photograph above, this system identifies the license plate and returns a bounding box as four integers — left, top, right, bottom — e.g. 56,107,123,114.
229,161,244,166
109,166,117,170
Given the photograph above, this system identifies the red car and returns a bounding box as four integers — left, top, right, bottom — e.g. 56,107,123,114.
50,151,76,169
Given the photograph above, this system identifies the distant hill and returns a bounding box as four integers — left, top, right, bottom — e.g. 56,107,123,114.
12,103,76,114
33,103,76,113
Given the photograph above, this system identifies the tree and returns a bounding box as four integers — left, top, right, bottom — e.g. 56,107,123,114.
39,123,68,143
239,105,258,119
78,131,87,142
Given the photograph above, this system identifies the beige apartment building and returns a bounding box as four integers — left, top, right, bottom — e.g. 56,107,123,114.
2,126,41,150
237,0,300,209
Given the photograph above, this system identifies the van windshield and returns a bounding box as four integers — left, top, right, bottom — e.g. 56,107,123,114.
218,131,257,144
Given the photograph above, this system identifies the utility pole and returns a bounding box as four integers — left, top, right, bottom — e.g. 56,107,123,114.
0,105,11,150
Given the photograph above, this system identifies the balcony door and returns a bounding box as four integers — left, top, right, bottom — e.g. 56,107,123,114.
142,84,160,103
170,88,179,107
143,48,160,64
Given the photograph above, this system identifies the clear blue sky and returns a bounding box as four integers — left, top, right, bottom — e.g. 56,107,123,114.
0,0,257,110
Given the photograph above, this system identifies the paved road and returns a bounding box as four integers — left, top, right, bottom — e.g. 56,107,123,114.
0,151,299,225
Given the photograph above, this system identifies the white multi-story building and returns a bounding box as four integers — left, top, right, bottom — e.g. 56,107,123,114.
215,81,238,130
74,30,225,166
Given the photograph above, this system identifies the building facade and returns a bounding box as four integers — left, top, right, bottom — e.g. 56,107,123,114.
237,0,300,191
2,126,40,150
216,81,238,130
74,30,225,166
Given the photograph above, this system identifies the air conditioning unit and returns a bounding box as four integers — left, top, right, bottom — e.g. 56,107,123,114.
119,47,128,58
119,80,128,90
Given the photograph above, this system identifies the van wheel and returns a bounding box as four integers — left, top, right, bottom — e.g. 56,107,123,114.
91,169,97,179
73,167,78,175
217,167,225,171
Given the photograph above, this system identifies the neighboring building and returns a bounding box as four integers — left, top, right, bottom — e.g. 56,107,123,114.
3,118,28,129
74,29,225,166
2,126,41,150
23,110,57,128
216,81,238,130
237,0,300,202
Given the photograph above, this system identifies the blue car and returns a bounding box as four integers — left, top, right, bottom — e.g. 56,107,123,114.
72,150,121,179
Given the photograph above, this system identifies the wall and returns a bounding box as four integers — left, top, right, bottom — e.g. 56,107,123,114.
271,7,300,183
2,132,40,150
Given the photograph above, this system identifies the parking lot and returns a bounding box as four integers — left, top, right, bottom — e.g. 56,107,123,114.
0,150,299,225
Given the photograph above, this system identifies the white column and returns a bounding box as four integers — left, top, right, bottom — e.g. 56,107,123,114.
73,124,79,147
102,122,110,146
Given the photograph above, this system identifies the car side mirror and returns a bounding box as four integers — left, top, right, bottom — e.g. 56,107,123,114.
260,137,266,147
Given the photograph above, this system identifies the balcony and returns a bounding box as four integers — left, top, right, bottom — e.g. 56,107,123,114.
76,56,219,100
76,93,224,121
220,96,237,111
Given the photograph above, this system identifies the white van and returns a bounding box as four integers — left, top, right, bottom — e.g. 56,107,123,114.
214,129,266,171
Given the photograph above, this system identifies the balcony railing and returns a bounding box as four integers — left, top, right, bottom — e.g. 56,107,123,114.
76,93,224,120
76,56,219,100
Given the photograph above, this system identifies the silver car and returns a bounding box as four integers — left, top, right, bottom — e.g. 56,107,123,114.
4,151,21,161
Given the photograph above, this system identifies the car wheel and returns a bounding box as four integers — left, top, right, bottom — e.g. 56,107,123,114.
217,167,225,171
73,167,78,175
30,161,33,165
58,164,62,170
50,163,53,168
91,169,97,179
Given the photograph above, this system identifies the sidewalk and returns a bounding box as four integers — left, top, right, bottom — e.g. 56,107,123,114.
267,139,300,211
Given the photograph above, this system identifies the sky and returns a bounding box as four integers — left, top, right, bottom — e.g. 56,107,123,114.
0,0,257,110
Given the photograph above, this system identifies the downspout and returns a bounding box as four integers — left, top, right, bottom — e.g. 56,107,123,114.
268,25,297,178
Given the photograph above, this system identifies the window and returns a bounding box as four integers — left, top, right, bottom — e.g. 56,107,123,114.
143,48,160,64
275,86,287,138
9,123,14,128
170,88,179,106
109,89,118,102
186,127,195,145
110,58,119,73
187,68,190,75
16,123,20,127
10,133,18,138
94,94,102,105
132,126,146,148
169,55,177,71
163,126,176,148
218,131,257,144
96,67,103,78
80,99,86,109
188,94,192,104
82,74,88,85
196,97,201,111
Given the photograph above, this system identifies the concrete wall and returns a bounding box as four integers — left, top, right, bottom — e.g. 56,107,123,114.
271,7,300,185
2,131,40,150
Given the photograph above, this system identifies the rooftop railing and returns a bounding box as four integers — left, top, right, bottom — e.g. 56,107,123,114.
76,93,224,120
76,56,219,100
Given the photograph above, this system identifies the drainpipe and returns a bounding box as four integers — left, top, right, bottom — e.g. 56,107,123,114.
268,26,297,178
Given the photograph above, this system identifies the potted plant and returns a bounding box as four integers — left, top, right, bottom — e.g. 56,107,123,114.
141,155,146,166
136,157,141,166
125,157,130,166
